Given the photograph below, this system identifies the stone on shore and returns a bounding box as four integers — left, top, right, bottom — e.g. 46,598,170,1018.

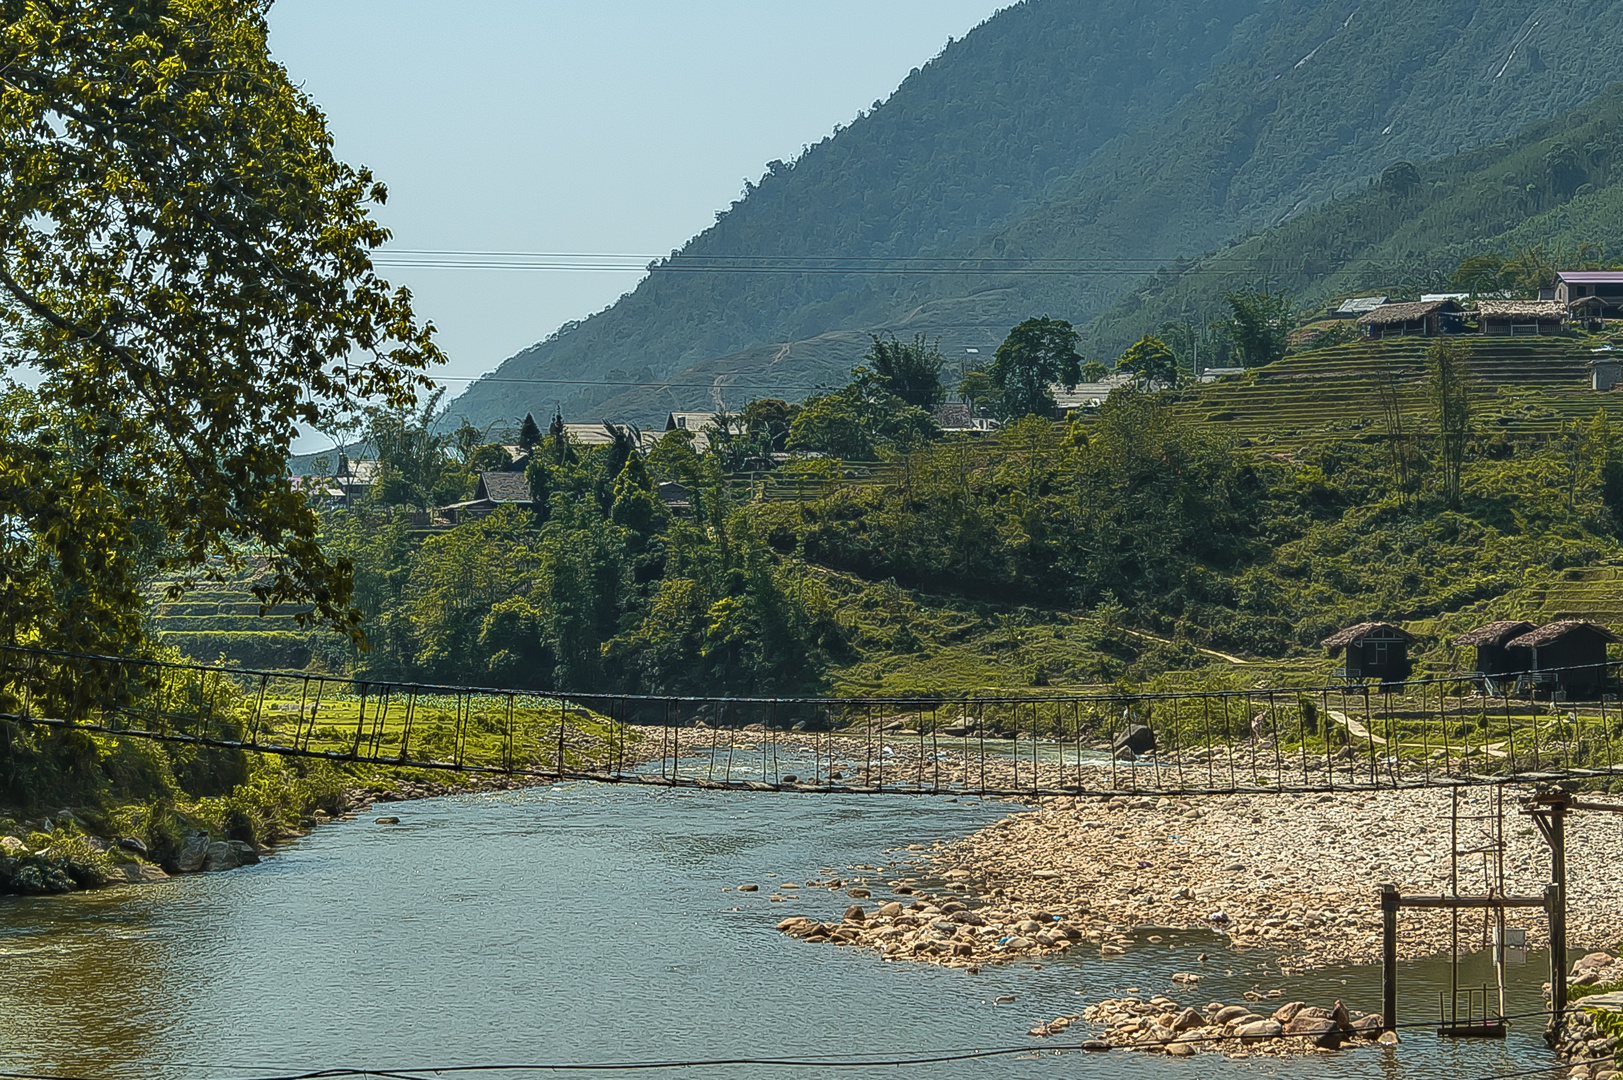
202,841,239,872
171,833,209,873
1113,724,1156,756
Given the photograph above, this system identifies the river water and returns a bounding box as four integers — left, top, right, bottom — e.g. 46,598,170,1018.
0,777,1570,1080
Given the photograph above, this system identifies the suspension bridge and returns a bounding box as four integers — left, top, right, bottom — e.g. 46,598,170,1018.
5,644,1623,799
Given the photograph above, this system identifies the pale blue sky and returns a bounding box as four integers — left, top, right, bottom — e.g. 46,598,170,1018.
268,1,1007,405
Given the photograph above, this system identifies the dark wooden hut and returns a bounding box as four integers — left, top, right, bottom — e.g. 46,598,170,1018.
1503,621,1622,699
1321,622,1414,684
1453,621,1535,690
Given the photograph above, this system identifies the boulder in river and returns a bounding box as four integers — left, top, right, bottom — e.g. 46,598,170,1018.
1113,724,1156,756
118,836,147,856
1285,1015,1343,1049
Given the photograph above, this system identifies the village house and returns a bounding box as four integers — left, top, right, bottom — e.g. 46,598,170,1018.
1503,621,1621,699
932,403,1003,434
1330,296,1387,319
1356,300,1464,339
440,472,532,525
664,411,744,453
333,455,380,506
1321,622,1414,684
1555,271,1623,324
1477,300,1568,336
1453,620,1535,692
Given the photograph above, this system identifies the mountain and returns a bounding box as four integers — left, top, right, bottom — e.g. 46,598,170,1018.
448,0,1623,428
1083,82,1623,353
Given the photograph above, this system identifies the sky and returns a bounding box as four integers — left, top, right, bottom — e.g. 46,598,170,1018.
267,0,1007,422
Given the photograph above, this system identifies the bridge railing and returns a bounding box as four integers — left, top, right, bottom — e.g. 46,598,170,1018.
2,644,1622,796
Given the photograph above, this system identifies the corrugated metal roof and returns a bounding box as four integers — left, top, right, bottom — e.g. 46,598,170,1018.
1336,296,1388,314
1558,271,1623,285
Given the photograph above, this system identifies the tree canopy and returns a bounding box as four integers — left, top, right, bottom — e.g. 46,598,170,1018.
864,333,945,409
988,317,1082,418
1115,335,1180,388
0,0,439,653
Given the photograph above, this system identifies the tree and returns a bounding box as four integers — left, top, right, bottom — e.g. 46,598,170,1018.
1226,289,1292,368
989,317,1082,418
518,412,544,452
366,389,469,510
468,443,513,472
786,387,875,459
1426,338,1472,509
0,1,439,652
741,399,797,451
1114,335,1180,389
957,368,1002,417
865,333,945,409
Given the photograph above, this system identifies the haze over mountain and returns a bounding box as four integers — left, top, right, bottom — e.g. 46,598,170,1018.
449,0,1623,429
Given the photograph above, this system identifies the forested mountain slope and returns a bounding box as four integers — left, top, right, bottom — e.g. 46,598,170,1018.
1083,82,1623,353
450,0,1623,427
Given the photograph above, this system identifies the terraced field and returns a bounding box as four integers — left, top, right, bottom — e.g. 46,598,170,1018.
1498,565,1623,625
1175,336,1622,442
147,571,320,670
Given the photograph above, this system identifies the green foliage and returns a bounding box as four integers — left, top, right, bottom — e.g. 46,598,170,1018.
989,317,1082,418
155,632,314,671
0,0,439,653
324,433,838,696
468,443,514,473
1115,335,1181,388
1226,289,1293,369
865,333,946,409
518,413,543,452
1428,339,1473,509
366,388,472,510
785,375,938,460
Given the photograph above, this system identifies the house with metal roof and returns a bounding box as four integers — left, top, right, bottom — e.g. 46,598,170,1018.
1331,296,1388,319
1554,271,1623,323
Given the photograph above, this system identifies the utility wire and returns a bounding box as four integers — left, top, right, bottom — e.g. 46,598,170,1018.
369,248,1420,277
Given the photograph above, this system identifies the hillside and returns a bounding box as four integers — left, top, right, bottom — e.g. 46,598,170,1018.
449,0,1623,428
1085,82,1623,356
1171,336,1623,444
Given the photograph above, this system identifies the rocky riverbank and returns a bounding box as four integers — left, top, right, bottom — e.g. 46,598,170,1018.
0,771,537,897
774,786,1623,972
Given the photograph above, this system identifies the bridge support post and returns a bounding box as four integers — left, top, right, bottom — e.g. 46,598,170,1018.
1381,884,1398,1033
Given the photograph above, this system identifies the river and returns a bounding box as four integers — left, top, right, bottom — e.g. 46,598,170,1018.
0,778,1570,1079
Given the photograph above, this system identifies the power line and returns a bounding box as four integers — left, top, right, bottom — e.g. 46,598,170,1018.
370,248,1422,277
